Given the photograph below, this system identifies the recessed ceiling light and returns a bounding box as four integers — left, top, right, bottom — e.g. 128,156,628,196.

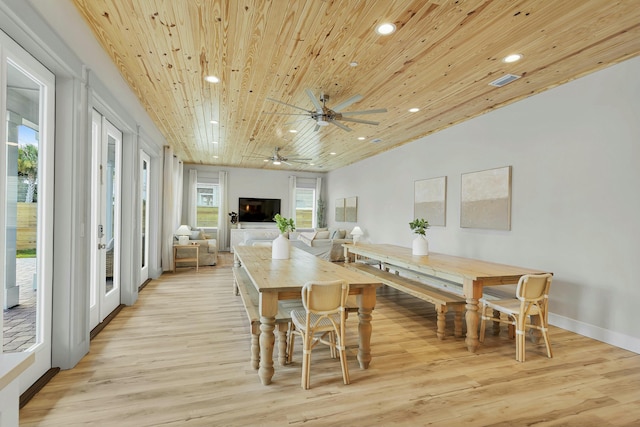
210,120,218,124
213,155,218,159
408,107,420,113
503,54,523,63
205,75,220,83
263,159,269,162
309,163,315,166
330,152,337,155
273,161,281,165
211,140,218,144
376,22,396,35
357,136,366,140
349,61,358,67
289,129,298,133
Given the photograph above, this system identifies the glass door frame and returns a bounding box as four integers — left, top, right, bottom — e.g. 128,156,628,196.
89,109,122,329
139,150,150,285
0,32,55,393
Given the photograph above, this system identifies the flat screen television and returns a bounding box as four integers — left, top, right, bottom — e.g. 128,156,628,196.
238,197,281,223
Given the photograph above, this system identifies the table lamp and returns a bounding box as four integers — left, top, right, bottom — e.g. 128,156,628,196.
176,225,191,245
350,226,364,244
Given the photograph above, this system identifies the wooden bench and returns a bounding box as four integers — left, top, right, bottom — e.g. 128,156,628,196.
232,267,302,368
344,262,466,339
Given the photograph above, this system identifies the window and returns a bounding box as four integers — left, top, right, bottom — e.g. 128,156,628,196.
295,187,315,229
196,183,219,227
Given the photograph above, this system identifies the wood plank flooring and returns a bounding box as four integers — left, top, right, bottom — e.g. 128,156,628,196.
20,253,640,426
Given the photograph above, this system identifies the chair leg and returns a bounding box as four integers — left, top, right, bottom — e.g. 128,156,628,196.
338,343,350,385
302,333,313,389
287,323,295,364
537,314,553,358
516,315,526,362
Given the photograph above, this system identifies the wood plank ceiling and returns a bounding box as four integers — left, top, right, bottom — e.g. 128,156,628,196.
70,0,640,171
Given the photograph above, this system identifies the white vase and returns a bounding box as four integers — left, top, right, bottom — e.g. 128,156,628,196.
412,235,429,255
272,234,290,259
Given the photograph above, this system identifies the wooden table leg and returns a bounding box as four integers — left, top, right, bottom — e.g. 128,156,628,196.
463,279,481,353
357,286,376,369
258,292,278,385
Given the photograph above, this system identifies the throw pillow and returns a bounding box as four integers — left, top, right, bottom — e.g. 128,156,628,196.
314,227,328,232
316,230,331,239
189,230,202,240
298,231,317,247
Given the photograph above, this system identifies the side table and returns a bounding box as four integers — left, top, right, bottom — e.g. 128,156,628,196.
173,244,199,272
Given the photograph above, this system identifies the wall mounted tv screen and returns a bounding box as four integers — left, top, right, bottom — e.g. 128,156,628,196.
238,197,281,223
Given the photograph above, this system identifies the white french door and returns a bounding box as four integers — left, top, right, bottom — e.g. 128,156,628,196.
0,31,54,392
90,110,122,329
140,150,150,285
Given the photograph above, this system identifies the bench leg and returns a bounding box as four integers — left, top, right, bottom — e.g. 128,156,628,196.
453,307,463,338
436,305,447,340
277,324,288,366
493,309,502,336
250,322,260,370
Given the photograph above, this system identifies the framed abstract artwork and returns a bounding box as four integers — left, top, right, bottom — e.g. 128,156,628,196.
460,166,512,230
345,196,358,222
335,198,345,222
414,176,447,226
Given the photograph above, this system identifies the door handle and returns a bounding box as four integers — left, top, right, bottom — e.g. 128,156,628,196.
98,243,106,249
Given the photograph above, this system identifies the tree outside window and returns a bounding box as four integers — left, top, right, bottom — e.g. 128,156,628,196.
197,183,219,227
295,188,315,228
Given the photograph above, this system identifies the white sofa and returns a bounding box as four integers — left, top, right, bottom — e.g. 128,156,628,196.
240,228,352,262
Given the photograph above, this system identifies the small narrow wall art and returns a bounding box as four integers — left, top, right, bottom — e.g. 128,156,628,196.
345,196,358,222
460,166,512,230
414,176,447,226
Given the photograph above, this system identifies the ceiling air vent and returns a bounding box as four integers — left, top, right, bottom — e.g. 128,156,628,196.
489,74,521,87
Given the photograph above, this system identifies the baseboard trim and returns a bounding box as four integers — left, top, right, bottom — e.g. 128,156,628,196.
90,303,125,340
550,313,640,354
20,367,60,409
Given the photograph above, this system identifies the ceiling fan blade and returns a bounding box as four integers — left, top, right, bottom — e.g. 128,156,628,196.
332,94,363,112
314,123,320,132
262,112,309,116
266,97,310,112
305,88,323,113
284,118,312,125
281,160,293,166
340,108,387,116
329,119,352,132
339,117,380,126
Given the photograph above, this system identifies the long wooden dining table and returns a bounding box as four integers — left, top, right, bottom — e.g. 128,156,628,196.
343,243,552,353
233,245,381,385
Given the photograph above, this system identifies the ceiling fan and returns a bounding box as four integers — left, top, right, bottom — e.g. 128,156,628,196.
247,147,312,166
265,88,387,132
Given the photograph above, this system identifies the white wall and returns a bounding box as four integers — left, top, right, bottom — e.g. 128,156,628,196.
326,56,640,353
182,164,326,241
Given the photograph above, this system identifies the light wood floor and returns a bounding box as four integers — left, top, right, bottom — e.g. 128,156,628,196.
20,253,640,426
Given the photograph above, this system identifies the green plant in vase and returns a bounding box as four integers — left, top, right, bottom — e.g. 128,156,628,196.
409,218,430,255
274,213,296,234
409,218,430,236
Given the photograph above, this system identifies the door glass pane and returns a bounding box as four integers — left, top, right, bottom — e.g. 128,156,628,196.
105,134,117,294
141,158,148,269
3,63,41,352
